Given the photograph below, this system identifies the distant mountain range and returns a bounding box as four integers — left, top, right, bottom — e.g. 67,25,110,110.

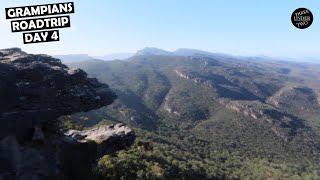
135,47,229,57
53,53,134,63
54,47,230,63
53,54,93,63
136,47,174,56
53,47,320,64
93,53,134,61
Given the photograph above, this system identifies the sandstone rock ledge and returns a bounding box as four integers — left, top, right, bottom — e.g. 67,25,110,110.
65,123,135,156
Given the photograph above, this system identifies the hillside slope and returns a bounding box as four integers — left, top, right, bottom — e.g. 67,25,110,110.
66,54,320,179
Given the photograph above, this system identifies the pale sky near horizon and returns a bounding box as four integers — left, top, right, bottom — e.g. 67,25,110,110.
0,0,319,58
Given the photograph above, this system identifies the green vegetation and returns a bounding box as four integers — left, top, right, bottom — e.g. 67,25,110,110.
65,55,320,179
60,115,84,130
94,130,320,180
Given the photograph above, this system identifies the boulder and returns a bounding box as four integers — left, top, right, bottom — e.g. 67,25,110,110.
65,123,135,158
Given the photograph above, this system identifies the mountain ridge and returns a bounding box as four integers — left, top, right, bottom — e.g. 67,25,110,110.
66,53,320,151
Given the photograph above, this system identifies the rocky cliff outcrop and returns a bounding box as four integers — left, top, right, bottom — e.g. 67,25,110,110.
0,48,117,139
0,48,135,179
65,123,135,157
219,99,305,141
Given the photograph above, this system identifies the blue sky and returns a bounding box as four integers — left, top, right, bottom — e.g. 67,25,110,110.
0,0,319,57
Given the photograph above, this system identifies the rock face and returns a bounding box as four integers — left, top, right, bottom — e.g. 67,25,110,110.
0,48,134,179
59,124,135,179
0,48,117,139
65,123,135,157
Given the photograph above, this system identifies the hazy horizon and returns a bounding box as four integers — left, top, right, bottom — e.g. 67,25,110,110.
46,47,320,64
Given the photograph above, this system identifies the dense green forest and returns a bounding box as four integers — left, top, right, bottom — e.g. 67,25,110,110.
64,54,320,179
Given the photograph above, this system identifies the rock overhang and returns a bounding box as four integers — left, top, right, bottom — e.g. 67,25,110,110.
0,48,117,139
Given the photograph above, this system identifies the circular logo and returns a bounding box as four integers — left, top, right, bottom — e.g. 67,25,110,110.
291,8,313,29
